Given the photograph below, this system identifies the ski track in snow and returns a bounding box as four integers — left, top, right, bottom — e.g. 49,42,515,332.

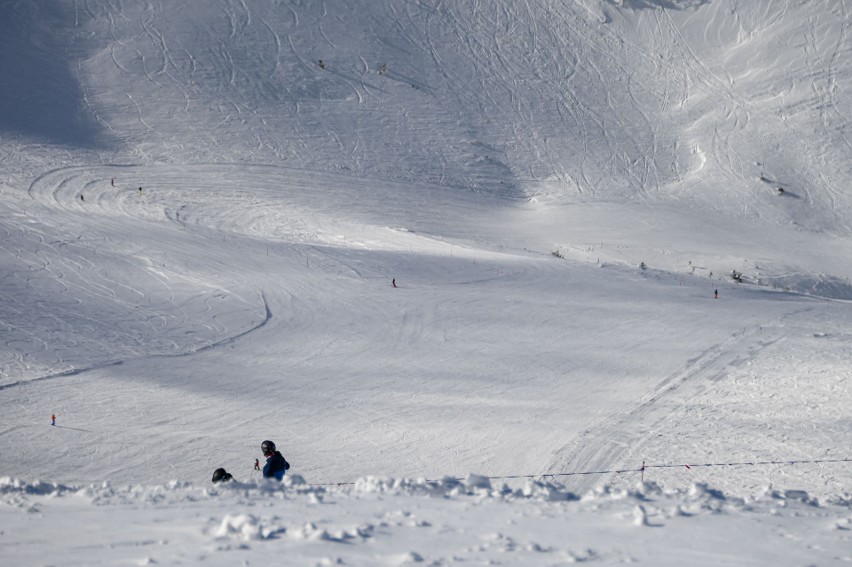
548,317,792,493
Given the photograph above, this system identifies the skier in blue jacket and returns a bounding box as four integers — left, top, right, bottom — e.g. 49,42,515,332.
261,440,290,480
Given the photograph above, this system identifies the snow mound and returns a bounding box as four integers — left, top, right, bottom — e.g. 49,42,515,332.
2,475,850,565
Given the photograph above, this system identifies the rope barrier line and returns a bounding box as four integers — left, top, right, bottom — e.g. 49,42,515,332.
643,458,852,471
304,457,852,488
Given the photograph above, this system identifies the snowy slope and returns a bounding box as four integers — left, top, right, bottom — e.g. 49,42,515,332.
0,0,850,564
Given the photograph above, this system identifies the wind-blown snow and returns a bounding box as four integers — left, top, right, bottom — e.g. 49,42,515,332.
0,0,850,564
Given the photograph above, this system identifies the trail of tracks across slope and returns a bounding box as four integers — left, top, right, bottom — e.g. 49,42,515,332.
545,319,795,494
1,167,271,386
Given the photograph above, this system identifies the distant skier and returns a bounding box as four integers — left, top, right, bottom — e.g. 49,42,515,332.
212,468,235,483
392,278,397,288
714,289,718,299
138,187,143,193
51,414,56,426
261,440,290,481
254,458,260,471
111,178,115,187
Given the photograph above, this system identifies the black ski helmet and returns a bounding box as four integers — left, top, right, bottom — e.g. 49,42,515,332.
261,440,276,454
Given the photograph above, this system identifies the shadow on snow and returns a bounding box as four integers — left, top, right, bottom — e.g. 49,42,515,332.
0,0,107,148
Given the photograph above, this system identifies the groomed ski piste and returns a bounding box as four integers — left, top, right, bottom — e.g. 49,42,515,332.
1,0,850,564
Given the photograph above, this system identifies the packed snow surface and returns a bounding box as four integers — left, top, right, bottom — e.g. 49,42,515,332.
0,0,850,564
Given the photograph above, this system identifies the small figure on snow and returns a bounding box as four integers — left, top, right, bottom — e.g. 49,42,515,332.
392,278,397,288
261,440,290,481
138,187,143,193
79,194,84,202
111,178,115,187
51,414,56,426
212,468,235,483
318,59,325,69
714,289,718,299
254,458,260,471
